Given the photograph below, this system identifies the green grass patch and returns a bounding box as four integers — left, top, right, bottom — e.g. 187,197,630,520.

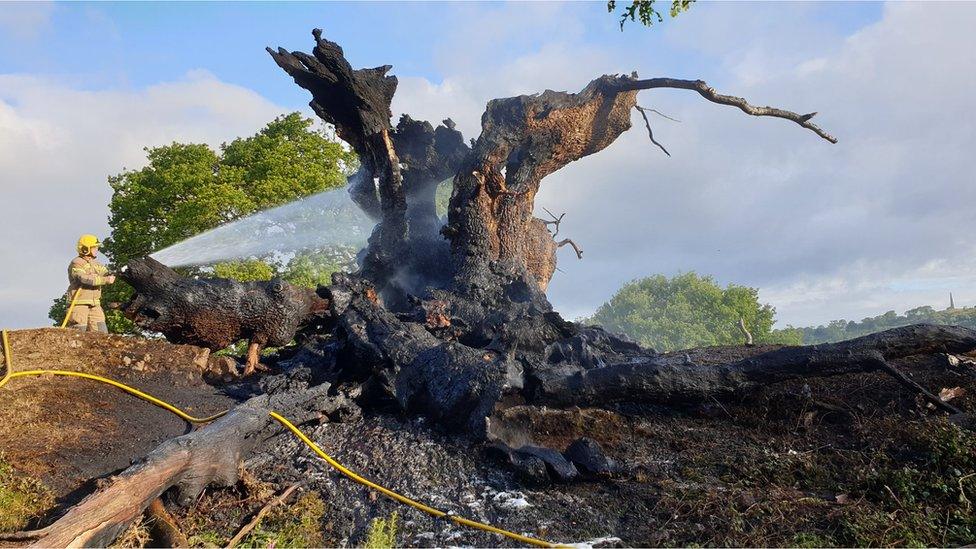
238,492,326,548
0,452,54,533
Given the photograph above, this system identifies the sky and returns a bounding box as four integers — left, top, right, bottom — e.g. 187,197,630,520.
1,1,974,330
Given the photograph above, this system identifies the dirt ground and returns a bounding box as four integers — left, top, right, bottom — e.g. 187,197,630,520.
2,329,976,547
0,328,236,504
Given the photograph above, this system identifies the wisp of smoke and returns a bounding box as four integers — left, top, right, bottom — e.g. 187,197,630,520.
151,187,375,268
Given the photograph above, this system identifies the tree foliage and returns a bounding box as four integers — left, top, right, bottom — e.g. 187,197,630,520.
607,0,694,29
799,305,976,344
48,113,357,330
588,272,802,352
103,113,354,267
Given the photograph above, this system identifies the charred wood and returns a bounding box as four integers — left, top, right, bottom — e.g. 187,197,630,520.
120,257,331,373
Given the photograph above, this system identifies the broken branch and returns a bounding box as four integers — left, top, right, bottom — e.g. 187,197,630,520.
618,77,837,143
541,208,566,237
634,105,671,156
872,356,963,415
557,239,584,260
226,483,301,548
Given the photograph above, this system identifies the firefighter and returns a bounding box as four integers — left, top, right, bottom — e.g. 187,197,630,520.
66,234,116,333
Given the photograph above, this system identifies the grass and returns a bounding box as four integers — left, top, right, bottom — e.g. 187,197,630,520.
364,511,399,549
237,493,326,549
634,415,976,547
111,516,151,548
0,451,54,533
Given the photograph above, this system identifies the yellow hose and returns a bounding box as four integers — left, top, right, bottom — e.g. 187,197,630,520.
59,290,82,329
0,329,557,548
1,369,227,424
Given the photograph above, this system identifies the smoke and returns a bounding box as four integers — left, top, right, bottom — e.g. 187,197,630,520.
151,186,375,268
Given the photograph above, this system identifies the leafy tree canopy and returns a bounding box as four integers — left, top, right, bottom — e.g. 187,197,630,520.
607,0,694,30
587,272,802,352
799,304,976,344
49,113,358,331
103,113,355,267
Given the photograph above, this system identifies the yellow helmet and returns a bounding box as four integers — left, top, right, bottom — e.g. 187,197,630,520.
77,234,101,255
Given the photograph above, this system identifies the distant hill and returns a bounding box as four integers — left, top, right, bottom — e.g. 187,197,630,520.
797,305,976,344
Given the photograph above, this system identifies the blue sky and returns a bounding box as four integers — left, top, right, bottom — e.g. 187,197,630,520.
0,2,882,104
3,1,974,330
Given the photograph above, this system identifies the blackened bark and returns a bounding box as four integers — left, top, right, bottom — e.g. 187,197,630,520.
533,324,976,407
120,257,330,352
320,276,976,436
268,29,406,286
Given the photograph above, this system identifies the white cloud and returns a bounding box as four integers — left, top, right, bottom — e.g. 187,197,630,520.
392,1,976,327
0,71,287,328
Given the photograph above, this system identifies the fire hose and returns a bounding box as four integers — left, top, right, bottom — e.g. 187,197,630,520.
0,329,557,548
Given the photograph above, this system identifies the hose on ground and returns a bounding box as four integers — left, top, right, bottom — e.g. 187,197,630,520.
0,329,556,548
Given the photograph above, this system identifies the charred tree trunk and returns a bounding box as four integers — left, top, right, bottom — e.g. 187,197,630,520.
444,78,640,289
268,30,405,291
271,30,834,300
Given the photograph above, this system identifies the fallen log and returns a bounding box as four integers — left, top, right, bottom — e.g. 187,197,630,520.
532,324,976,407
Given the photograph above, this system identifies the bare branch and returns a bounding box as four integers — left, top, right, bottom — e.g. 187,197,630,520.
634,106,671,157
617,77,837,143
737,318,754,346
557,238,584,260
541,207,566,237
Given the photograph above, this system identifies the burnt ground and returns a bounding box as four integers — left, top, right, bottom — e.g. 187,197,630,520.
3,329,976,547
0,328,236,506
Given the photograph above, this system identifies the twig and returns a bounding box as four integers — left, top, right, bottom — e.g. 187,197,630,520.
636,105,681,122
634,106,671,157
958,472,975,512
226,483,301,548
541,207,565,237
0,528,50,542
709,396,732,419
557,239,584,259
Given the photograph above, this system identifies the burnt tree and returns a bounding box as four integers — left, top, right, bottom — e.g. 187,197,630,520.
23,29,976,546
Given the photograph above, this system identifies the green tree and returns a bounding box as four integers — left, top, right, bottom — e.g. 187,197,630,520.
798,303,976,344
48,113,357,331
587,272,802,352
